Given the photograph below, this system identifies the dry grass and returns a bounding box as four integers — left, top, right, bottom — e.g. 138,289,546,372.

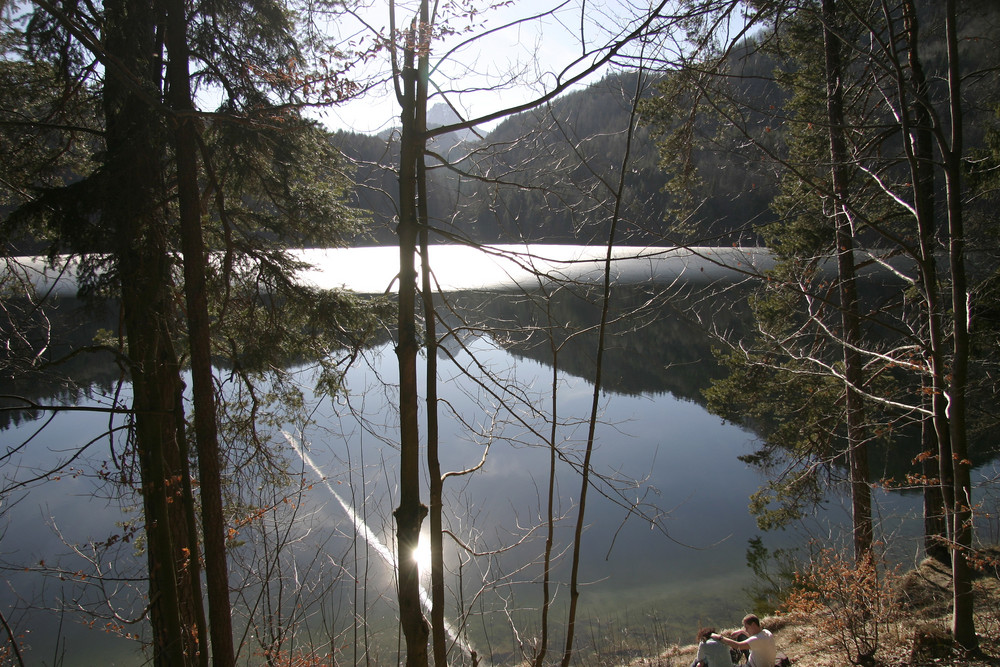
623,554,1000,667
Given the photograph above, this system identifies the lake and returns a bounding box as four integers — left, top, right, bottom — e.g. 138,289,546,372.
0,245,965,665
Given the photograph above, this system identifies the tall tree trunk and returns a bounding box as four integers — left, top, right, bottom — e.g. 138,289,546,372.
103,0,204,662
897,0,950,566
421,206,446,667
394,7,430,665
534,328,559,667
162,0,236,662
558,209,608,667
943,0,975,648
821,0,872,561
416,25,447,663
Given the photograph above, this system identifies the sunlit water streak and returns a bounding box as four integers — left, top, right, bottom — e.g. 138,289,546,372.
282,429,479,662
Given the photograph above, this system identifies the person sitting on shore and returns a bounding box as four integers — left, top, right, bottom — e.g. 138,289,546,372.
691,626,734,667
712,614,776,667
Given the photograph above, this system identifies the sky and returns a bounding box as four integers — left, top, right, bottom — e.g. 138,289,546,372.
307,0,680,135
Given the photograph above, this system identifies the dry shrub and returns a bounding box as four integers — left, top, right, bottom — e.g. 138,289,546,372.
782,547,901,666
970,547,1000,639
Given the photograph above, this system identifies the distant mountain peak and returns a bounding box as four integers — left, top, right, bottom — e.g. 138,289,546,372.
426,103,478,148
427,103,463,128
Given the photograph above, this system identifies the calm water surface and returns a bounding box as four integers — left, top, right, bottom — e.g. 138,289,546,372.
0,246,944,665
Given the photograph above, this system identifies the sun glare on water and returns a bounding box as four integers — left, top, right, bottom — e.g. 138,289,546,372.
414,535,432,575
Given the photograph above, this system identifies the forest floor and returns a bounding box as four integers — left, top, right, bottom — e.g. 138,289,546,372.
623,554,1000,666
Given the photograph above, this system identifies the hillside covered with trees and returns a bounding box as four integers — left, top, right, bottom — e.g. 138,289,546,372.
332,1,999,252
333,66,781,247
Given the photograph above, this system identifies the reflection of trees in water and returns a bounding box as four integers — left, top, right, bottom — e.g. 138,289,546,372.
14,271,1000,662
5,282,754,425
1,290,388,431
1,297,123,431
445,281,754,403
443,277,999,487
10,280,994,486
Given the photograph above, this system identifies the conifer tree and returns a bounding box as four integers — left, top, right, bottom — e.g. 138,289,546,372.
3,1,374,661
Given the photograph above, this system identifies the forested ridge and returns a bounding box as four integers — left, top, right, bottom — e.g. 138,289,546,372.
8,7,996,253
333,1,999,251
333,67,778,247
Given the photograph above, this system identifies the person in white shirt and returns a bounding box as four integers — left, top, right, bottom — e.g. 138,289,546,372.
712,614,776,667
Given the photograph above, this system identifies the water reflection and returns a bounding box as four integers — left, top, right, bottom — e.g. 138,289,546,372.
280,333,774,664
445,282,751,401
0,298,123,431
0,259,941,665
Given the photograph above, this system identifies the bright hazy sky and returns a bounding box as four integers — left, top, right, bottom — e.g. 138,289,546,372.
309,0,680,135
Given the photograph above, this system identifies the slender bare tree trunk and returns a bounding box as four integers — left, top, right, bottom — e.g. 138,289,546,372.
560,67,644,667
534,327,559,667
821,0,872,561
895,0,950,565
417,45,448,667
943,0,975,648
394,6,430,665
162,0,235,661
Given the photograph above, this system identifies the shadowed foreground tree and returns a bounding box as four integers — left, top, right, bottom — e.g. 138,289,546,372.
162,0,234,658
646,0,1000,650
101,1,207,660
2,0,377,662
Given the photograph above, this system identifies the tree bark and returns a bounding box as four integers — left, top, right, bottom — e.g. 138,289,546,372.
415,11,447,661
103,0,204,661
943,0,975,648
821,0,872,561
162,0,236,662
394,7,430,665
897,0,950,566
534,333,559,667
